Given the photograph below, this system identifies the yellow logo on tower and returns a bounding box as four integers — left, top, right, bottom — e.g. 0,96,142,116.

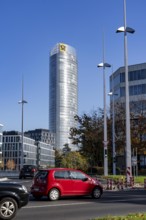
60,44,66,52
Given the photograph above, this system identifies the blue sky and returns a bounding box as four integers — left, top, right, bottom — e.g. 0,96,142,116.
0,0,146,132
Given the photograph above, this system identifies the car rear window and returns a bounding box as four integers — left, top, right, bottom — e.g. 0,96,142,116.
35,171,48,179
23,165,36,171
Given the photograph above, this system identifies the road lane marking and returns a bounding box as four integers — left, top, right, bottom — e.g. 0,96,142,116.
24,202,93,209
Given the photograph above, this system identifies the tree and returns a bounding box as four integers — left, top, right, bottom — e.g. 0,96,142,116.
61,151,88,171
62,144,71,155
130,100,146,154
0,160,4,170
6,160,15,170
114,100,146,155
69,109,112,168
55,149,63,167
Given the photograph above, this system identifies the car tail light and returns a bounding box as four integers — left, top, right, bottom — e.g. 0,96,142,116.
32,168,36,172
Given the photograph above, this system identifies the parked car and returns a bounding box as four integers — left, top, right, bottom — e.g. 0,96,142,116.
30,168,103,201
19,165,37,179
0,182,29,220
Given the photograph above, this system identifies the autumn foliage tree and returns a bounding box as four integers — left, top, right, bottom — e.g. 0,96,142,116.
69,109,112,169
114,100,146,156
61,151,88,171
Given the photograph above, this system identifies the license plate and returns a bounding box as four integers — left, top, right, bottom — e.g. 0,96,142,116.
34,188,39,191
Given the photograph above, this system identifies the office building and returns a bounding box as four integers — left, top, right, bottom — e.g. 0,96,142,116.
25,129,55,167
2,131,55,170
110,63,146,105
2,131,37,170
25,129,55,146
36,141,55,168
110,62,146,171
49,43,78,150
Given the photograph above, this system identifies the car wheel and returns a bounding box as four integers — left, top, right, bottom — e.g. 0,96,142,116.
0,197,18,220
48,188,60,201
92,187,102,199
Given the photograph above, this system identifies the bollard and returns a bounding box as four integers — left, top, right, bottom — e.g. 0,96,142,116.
107,179,110,190
117,179,120,190
124,177,127,188
130,176,134,188
120,178,124,190
109,179,113,190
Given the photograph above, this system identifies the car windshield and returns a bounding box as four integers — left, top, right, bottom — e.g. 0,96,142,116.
23,165,36,170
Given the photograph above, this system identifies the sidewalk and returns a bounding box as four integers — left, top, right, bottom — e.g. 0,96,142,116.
102,182,144,191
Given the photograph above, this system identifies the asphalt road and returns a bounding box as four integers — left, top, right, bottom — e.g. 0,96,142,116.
7,178,146,220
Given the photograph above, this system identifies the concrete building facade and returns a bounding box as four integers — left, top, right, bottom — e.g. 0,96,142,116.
110,62,146,172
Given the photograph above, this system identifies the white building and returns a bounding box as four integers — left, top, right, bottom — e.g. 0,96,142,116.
2,131,37,170
2,131,55,170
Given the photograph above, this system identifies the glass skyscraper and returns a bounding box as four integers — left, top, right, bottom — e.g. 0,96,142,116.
49,43,78,150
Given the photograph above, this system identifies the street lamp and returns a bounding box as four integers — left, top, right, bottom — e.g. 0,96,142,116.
18,79,27,170
116,0,135,182
97,62,111,176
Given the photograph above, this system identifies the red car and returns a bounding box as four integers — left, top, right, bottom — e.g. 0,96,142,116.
30,168,103,201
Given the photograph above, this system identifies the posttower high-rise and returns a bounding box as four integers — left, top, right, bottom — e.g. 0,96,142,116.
49,43,78,150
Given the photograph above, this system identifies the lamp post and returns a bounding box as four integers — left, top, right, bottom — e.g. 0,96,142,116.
98,62,111,176
116,0,135,182
18,79,27,170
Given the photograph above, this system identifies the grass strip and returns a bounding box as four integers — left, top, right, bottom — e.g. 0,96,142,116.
92,213,146,220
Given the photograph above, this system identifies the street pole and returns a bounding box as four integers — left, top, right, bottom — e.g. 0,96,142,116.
18,79,27,170
98,36,111,176
116,0,135,183
109,70,118,175
103,63,108,176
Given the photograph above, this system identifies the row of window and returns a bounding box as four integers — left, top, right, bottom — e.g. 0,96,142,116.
110,69,146,88
3,136,20,143
37,170,86,181
120,69,146,83
54,171,86,180
120,84,146,97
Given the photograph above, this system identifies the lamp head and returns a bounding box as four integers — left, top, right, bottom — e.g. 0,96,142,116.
97,62,111,68
116,26,135,34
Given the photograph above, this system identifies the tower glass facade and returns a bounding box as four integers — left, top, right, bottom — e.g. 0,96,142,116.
49,43,78,150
